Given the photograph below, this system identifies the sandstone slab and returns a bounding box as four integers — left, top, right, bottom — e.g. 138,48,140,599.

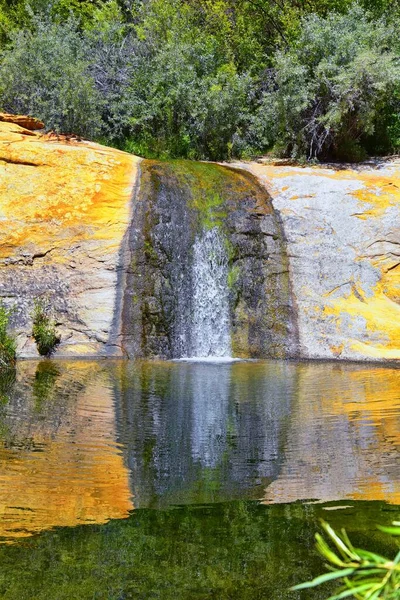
0,120,140,357
233,160,400,361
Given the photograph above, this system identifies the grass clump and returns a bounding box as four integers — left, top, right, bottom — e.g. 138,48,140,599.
0,302,16,371
32,299,61,357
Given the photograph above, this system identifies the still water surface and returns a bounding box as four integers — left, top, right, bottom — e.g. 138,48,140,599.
0,360,399,598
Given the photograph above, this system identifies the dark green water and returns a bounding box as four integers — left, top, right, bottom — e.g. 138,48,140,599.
0,359,399,599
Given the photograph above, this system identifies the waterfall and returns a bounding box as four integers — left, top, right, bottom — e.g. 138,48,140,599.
190,227,232,358
122,160,297,360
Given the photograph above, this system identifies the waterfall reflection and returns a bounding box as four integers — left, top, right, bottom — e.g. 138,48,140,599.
0,359,398,543
116,361,295,507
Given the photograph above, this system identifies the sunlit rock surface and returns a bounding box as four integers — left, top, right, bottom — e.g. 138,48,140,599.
1,113,399,361
0,118,141,357
233,160,400,361
0,112,44,130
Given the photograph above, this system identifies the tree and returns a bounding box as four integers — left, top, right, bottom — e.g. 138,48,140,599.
251,5,400,159
0,16,101,137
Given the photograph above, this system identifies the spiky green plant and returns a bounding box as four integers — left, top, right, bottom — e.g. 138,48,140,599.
0,301,16,370
32,298,60,357
292,520,400,599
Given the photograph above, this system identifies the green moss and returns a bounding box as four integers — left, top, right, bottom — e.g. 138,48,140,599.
162,160,237,230
227,264,240,290
143,239,159,265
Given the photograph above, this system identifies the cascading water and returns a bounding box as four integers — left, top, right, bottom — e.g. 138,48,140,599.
189,227,232,358
122,160,297,360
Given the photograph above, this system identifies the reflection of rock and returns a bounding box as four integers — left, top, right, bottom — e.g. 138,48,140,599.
0,361,133,542
233,160,400,361
0,118,140,358
264,363,400,505
115,361,294,507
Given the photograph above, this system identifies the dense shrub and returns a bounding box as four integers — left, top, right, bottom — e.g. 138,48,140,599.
0,17,101,137
32,299,60,357
0,0,399,160
251,6,400,160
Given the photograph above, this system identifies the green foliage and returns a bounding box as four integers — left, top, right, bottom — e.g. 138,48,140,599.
0,0,399,160
0,17,101,137
293,520,400,599
0,302,16,371
32,299,60,357
251,5,400,160
127,0,253,160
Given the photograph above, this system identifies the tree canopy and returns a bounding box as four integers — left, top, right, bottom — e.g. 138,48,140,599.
0,0,399,161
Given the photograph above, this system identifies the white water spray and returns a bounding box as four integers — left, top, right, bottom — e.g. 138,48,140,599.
190,227,232,358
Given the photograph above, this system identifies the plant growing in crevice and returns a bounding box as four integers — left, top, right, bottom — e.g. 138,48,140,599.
0,301,16,371
32,299,61,357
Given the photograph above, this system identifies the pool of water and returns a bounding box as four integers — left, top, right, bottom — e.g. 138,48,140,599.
0,359,399,598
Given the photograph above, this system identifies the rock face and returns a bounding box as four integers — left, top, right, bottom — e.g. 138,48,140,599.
0,112,44,130
233,160,400,361
121,160,298,359
0,119,140,357
1,115,399,361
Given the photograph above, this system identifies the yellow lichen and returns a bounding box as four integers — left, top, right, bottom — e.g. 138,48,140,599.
0,121,140,261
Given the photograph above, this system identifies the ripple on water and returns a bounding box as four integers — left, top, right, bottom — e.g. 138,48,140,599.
0,359,398,542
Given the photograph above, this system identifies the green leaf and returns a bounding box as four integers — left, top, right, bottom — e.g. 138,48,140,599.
316,533,346,567
291,568,356,591
326,583,379,600
378,525,400,536
322,522,360,561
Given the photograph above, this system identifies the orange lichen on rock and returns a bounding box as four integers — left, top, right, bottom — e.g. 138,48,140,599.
0,112,44,130
0,119,141,357
0,120,139,259
232,159,400,362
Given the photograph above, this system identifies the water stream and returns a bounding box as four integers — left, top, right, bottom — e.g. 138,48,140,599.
190,227,232,359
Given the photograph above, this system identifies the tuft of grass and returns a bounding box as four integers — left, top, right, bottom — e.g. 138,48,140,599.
32,299,61,357
0,301,16,371
292,520,400,599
